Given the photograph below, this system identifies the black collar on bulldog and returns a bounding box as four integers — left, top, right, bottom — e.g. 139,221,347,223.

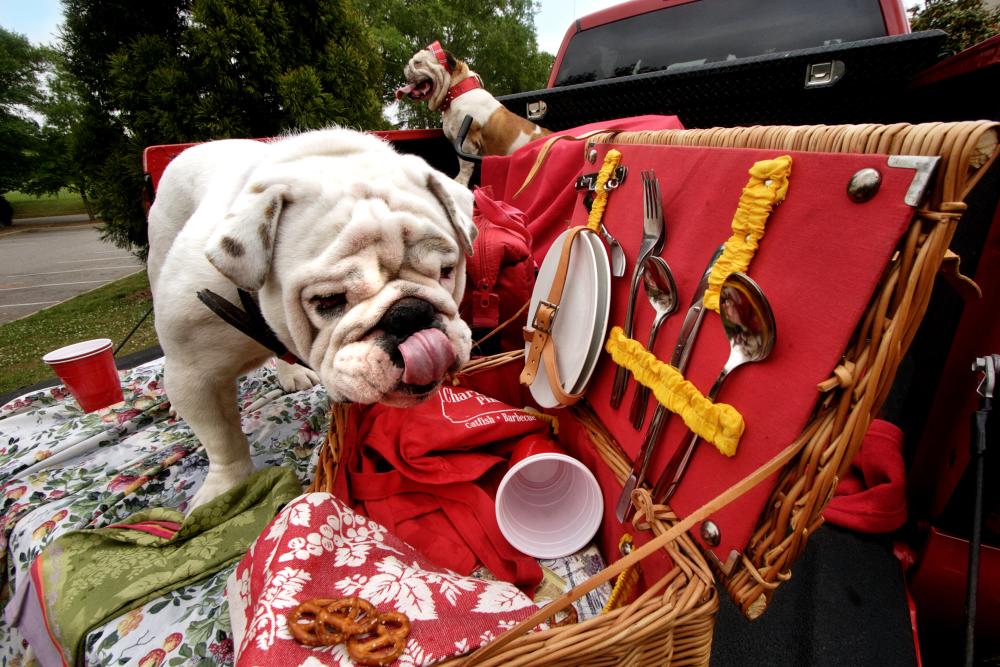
196,288,311,369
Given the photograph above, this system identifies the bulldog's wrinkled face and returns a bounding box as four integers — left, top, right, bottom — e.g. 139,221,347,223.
395,47,455,112
294,192,470,407
205,145,476,408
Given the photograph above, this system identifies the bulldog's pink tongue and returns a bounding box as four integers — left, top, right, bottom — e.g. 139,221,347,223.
399,328,455,386
395,83,415,100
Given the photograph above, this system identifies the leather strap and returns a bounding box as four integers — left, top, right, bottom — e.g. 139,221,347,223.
520,227,590,406
196,288,308,368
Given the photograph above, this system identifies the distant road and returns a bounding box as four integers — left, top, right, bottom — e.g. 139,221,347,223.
11,214,94,225
0,222,144,325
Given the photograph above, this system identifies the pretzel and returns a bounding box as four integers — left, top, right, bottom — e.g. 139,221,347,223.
316,597,379,643
287,598,341,646
347,611,411,666
546,604,579,628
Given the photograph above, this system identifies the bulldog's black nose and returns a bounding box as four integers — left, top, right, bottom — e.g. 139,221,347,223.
376,297,436,339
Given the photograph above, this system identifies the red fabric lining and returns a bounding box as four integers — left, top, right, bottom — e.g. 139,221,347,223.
824,419,908,533
482,127,917,569
339,371,546,591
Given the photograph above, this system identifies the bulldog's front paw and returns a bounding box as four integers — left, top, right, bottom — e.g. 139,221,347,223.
188,460,258,513
276,360,320,393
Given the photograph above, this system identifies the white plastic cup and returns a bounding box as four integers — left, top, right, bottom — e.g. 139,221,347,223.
495,435,604,559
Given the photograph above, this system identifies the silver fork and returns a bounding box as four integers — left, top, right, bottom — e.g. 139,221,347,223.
609,170,665,408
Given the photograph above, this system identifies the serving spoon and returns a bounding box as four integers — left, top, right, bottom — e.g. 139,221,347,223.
651,271,776,505
628,255,678,429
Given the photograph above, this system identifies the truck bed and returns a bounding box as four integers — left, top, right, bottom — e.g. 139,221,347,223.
499,31,948,129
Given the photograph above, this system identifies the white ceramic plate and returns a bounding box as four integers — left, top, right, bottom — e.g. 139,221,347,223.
571,230,612,395
525,229,599,408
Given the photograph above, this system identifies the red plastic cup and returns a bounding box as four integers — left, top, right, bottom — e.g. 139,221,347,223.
496,434,604,559
42,339,124,412
508,433,564,466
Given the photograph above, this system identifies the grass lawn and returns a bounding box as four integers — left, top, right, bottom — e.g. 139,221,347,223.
5,189,90,219
0,271,158,396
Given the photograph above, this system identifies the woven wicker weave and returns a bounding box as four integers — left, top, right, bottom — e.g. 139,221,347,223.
311,121,999,665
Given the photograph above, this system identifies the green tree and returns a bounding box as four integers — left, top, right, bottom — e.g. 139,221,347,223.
0,27,46,197
60,0,386,254
910,0,1000,54
29,50,92,214
366,0,553,128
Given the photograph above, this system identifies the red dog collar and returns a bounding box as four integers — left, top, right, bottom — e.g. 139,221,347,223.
427,41,451,73
441,77,482,112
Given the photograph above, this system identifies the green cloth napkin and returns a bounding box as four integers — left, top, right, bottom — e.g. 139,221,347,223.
21,466,301,666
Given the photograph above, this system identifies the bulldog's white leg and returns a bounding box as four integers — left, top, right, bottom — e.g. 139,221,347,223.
275,359,320,392
455,158,475,187
165,357,258,511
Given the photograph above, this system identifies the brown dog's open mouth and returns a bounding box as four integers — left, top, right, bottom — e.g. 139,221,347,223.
395,79,434,101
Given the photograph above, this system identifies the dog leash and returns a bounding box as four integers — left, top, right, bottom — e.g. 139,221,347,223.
196,288,310,369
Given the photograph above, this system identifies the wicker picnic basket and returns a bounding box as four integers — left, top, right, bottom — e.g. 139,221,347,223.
310,120,1000,665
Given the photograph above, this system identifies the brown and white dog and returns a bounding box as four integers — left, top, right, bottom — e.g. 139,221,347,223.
396,41,551,185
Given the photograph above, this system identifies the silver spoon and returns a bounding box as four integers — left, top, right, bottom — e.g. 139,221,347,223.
628,256,678,430
651,272,777,505
599,223,626,278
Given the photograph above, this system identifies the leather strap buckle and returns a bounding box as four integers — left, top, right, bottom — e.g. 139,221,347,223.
532,299,559,334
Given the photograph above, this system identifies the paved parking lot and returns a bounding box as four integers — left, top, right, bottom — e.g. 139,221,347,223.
0,224,144,325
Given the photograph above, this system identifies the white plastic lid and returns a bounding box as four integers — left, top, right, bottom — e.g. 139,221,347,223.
42,338,113,364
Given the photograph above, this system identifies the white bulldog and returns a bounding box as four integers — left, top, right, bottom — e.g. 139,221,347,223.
147,128,476,509
395,41,551,185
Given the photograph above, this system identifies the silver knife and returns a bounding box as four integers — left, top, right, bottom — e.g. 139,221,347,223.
615,243,724,522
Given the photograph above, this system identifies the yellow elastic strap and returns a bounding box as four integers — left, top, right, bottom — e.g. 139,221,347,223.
703,155,793,312
603,534,640,613
586,149,622,232
605,326,744,456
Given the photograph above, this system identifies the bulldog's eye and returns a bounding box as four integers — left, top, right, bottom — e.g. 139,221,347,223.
310,293,347,316
440,265,455,281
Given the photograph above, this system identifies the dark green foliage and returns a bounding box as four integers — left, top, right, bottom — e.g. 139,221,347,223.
56,0,552,252
60,0,386,253
0,28,46,195
910,0,1000,55
367,0,553,128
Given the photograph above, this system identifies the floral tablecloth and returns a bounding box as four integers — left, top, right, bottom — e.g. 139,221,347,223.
0,358,329,666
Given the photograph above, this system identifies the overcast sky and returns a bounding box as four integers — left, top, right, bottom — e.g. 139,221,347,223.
2,0,924,56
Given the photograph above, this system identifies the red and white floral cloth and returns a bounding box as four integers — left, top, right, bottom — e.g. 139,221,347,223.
227,492,541,666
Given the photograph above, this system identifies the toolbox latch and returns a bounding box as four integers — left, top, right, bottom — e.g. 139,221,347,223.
804,60,845,88
526,100,548,121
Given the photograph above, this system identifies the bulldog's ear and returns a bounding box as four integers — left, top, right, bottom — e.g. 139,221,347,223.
205,183,289,290
426,172,477,256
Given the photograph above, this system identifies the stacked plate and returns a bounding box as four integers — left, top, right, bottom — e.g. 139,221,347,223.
525,228,612,408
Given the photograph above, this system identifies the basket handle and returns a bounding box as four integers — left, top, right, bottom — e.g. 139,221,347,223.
463,434,808,664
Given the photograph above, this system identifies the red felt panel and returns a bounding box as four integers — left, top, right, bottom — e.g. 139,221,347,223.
482,139,917,569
